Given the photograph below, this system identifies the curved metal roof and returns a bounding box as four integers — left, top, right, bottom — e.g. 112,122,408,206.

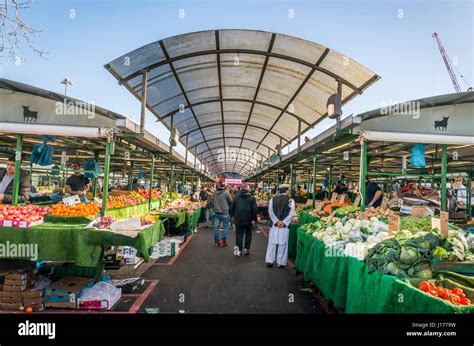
105,29,379,176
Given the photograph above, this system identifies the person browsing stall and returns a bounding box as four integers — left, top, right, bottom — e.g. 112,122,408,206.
265,184,295,268
65,161,91,202
0,156,31,204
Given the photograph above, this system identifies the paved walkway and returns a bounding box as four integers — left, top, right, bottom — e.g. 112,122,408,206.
137,224,323,313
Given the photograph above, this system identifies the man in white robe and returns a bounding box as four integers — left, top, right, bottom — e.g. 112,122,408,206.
265,184,295,268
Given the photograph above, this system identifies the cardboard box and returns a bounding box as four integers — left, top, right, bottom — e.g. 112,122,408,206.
20,289,43,299
5,269,35,281
2,296,22,304
0,302,22,309
4,277,31,286
3,283,29,292
44,276,93,309
22,297,43,306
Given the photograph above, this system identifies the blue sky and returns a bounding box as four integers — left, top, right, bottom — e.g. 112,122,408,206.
1,0,472,172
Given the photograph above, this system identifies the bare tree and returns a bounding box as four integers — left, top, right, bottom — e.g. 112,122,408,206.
0,0,46,61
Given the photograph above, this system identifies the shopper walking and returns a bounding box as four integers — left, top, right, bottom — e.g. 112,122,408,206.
265,184,295,268
208,181,233,247
229,185,257,256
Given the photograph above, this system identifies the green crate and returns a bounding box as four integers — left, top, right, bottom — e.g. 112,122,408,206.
50,265,97,281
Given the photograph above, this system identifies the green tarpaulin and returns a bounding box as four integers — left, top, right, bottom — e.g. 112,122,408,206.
0,220,165,267
187,208,202,231
151,211,187,228
295,229,474,314
288,222,299,257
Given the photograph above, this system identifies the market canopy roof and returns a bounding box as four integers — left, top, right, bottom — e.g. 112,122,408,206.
105,29,379,176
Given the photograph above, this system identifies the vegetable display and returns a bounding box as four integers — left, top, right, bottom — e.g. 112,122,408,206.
335,205,359,216
354,207,398,218
365,230,472,279
419,281,471,306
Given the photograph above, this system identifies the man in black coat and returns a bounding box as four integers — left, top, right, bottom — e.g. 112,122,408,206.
0,156,31,204
229,185,257,256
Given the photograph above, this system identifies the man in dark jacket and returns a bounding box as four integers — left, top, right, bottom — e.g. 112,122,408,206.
229,185,257,256
209,181,233,247
0,156,31,204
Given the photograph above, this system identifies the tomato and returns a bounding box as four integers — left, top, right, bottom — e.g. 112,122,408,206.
452,287,464,296
459,298,471,306
419,281,431,292
430,289,439,297
437,288,448,299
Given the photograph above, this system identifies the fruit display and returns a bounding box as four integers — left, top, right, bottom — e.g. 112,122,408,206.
135,188,160,200
35,186,54,196
419,281,471,306
51,203,100,217
354,207,398,219
92,216,117,230
107,195,143,209
0,205,51,223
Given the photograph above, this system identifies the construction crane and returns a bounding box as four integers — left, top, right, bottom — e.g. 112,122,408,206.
433,32,472,92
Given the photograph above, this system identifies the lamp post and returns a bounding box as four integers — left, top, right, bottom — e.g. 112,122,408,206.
60,78,74,96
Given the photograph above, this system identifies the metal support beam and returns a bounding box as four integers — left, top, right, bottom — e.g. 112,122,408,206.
290,163,294,197
312,154,317,208
441,144,448,211
171,164,175,192
92,150,99,198
297,119,301,152
140,70,148,133
12,134,23,205
360,140,368,211
148,155,155,211
467,172,472,220
101,139,114,216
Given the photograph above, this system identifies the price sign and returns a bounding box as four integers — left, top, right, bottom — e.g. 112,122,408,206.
63,195,81,206
328,209,337,221
315,202,322,212
353,195,361,207
412,206,429,218
388,215,400,237
380,197,389,210
440,211,449,239
431,217,441,231
358,211,368,220
338,194,346,204
331,192,338,202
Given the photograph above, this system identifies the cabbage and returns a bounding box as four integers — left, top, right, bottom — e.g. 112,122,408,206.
395,229,413,241
377,232,389,240
413,267,433,279
383,262,406,277
433,246,448,259
399,246,420,265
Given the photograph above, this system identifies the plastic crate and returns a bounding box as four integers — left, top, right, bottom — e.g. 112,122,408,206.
50,265,97,281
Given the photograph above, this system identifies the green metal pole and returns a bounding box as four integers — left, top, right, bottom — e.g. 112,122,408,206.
312,154,317,208
467,172,472,220
191,171,194,191
12,134,23,205
148,155,155,211
171,164,175,192
328,165,333,193
101,139,113,217
360,140,368,211
129,160,134,191
289,163,294,197
441,144,447,212
92,151,99,199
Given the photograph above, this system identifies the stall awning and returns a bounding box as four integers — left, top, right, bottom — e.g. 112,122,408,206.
105,29,379,176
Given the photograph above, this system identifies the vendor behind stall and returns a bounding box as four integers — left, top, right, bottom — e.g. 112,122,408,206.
65,161,91,202
365,176,383,208
0,156,31,204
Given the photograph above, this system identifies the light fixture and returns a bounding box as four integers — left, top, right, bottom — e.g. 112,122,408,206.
327,93,342,119
60,78,74,96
